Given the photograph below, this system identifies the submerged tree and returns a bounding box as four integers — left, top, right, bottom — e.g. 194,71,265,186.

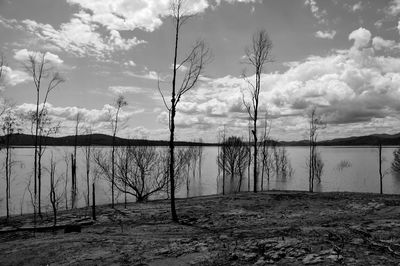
94,146,169,202
392,148,400,174
217,136,250,193
307,107,325,192
48,153,63,228
158,0,211,222
243,29,273,193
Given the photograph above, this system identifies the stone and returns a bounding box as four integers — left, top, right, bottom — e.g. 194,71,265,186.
302,254,324,265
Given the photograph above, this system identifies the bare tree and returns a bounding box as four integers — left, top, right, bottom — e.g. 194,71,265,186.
217,136,250,193
379,143,383,194
94,146,169,202
48,153,63,228
82,126,93,207
242,29,273,193
157,0,211,222
259,111,272,191
1,106,21,220
71,112,81,209
62,151,70,210
110,95,127,208
391,148,400,174
24,52,64,223
307,107,325,192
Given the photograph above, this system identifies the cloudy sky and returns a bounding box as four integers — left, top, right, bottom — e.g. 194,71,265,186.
1,0,400,141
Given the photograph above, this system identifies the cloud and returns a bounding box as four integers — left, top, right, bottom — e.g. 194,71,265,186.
314,30,336,39
304,0,328,24
372,36,397,50
158,26,400,140
350,1,363,12
108,86,145,94
15,102,144,135
65,0,259,32
124,60,136,67
1,66,30,86
124,69,159,80
8,13,145,59
348,27,371,49
14,49,64,65
385,0,400,17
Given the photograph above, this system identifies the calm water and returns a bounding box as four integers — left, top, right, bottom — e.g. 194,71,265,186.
1,146,399,216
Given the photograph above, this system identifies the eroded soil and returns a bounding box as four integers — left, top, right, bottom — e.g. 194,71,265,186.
1,191,400,265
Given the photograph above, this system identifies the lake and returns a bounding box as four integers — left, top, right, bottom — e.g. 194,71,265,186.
1,146,400,216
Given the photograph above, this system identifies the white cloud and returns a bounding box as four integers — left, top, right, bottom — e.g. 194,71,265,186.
14,49,64,65
15,102,144,135
124,60,136,67
1,66,30,86
348,27,371,49
125,69,159,80
372,36,397,50
351,1,363,12
314,30,336,39
66,0,208,32
160,26,400,140
19,13,145,59
108,86,145,94
385,0,400,16
304,0,328,24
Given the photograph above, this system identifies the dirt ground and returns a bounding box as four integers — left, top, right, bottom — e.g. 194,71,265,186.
1,191,400,265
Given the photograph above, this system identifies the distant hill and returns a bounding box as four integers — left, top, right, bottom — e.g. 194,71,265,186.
0,133,215,147
1,132,400,147
281,133,400,146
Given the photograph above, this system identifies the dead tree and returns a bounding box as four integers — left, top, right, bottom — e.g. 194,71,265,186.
1,107,21,220
307,107,324,192
391,148,400,174
94,146,169,202
260,111,272,191
48,153,63,228
71,112,81,209
110,95,127,208
82,127,93,207
24,52,64,223
157,0,211,222
379,143,383,194
217,136,249,193
243,29,273,193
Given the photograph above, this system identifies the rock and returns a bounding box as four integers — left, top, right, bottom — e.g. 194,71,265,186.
302,254,324,265
327,254,343,262
219,234,229,240
253,257,267,265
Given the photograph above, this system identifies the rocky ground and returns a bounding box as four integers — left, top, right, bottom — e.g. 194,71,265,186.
1,191,400,265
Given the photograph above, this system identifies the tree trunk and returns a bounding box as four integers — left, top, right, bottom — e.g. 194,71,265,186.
379,144,383,194
169,15,180,223
92,182,96,220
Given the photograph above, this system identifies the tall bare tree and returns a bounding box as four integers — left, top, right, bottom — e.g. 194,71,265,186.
24,52,64,223
158,0,211,222
243,29,273,193
110,95,127,208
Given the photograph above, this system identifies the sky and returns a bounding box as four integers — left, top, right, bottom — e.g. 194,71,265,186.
0,0,400,142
